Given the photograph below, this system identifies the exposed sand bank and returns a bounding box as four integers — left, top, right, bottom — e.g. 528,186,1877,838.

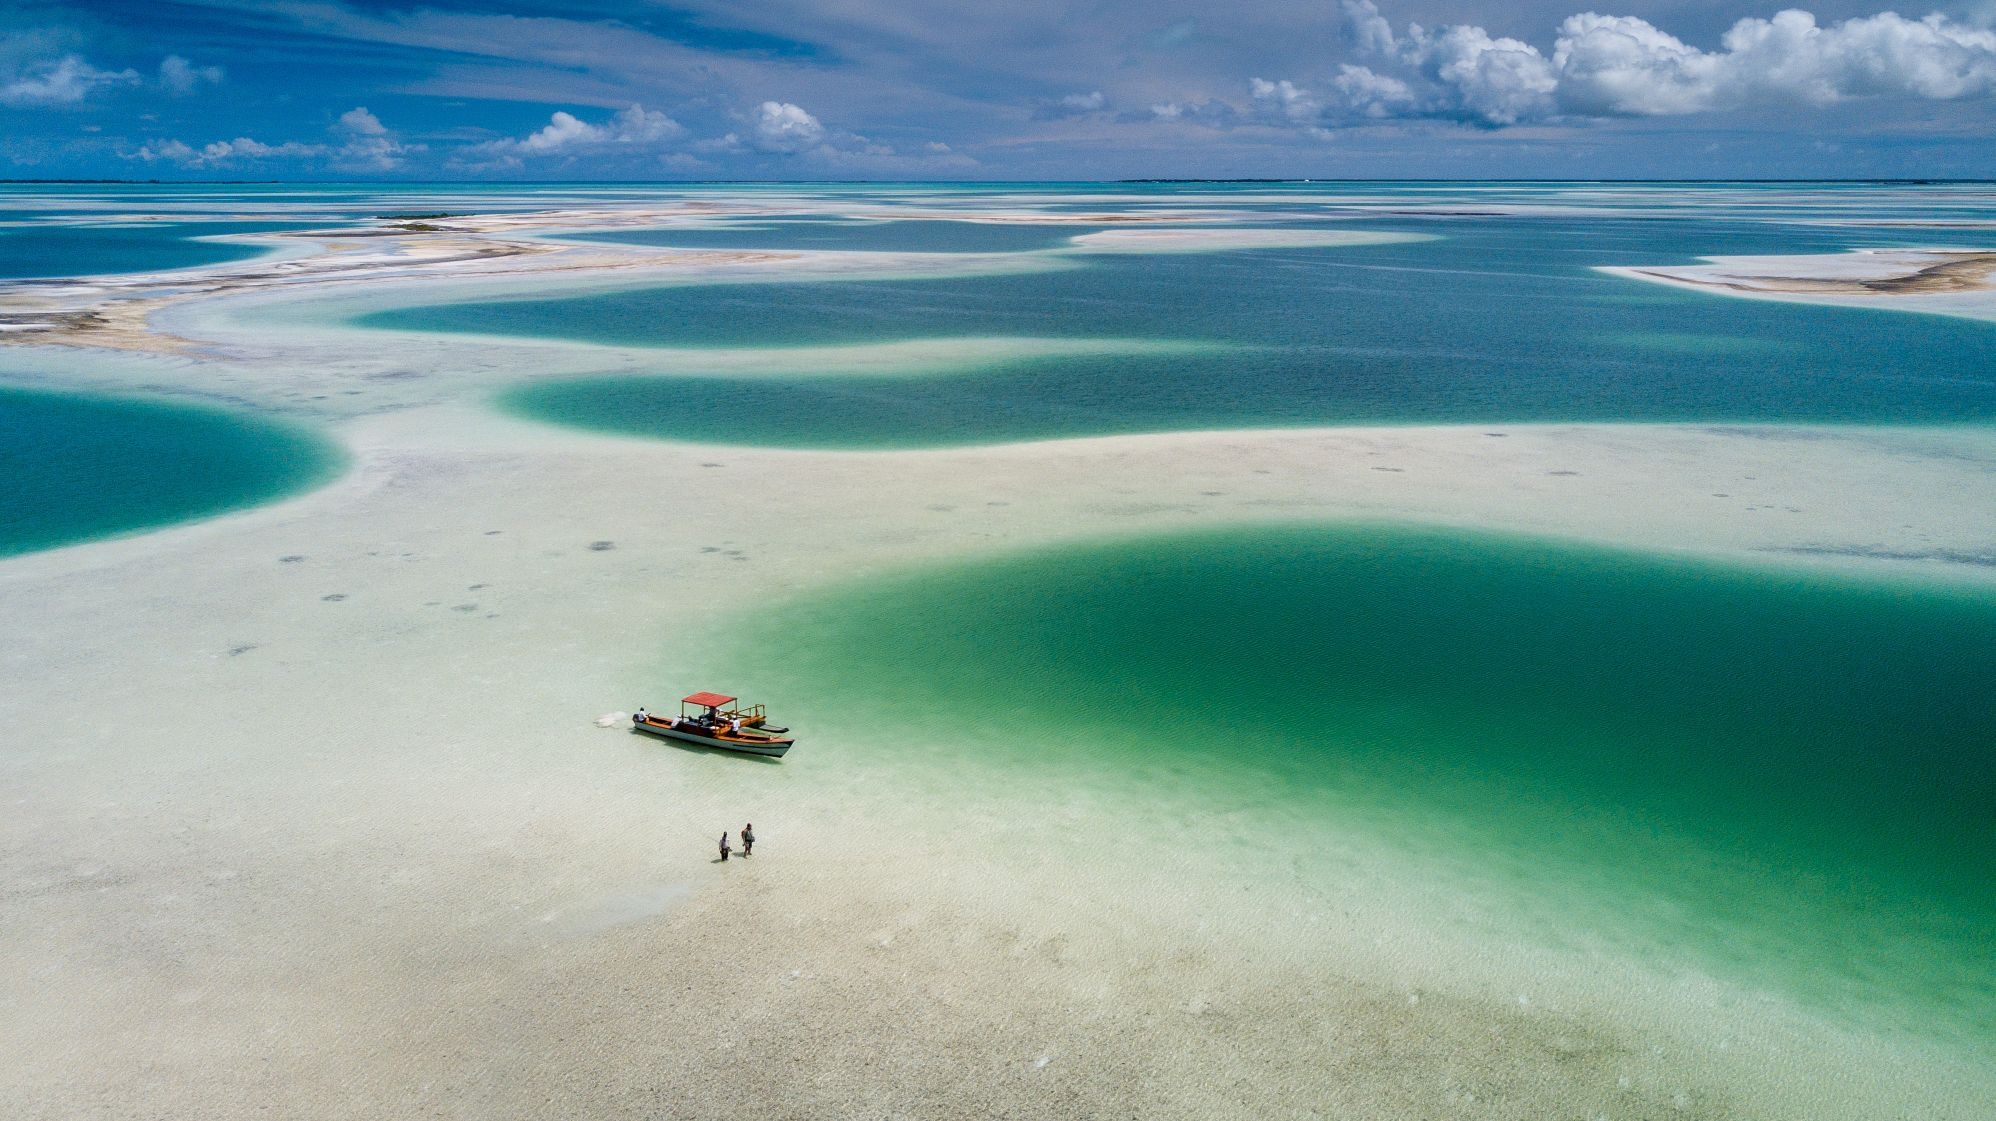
4,399,1995,1120
1,201,1379,356
1605,247,1996,323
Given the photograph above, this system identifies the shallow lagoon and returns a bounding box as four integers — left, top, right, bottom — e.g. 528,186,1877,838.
558,218,1095,254
711,523,1996,1045
365,214,1996,445
0,221,314,280
0,385,339,556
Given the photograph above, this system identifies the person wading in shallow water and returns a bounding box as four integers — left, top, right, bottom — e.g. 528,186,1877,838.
740,823,754,857
718,831,731,862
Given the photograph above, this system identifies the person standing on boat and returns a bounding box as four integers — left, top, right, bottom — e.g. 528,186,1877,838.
740,823,754,857
719,831,731,861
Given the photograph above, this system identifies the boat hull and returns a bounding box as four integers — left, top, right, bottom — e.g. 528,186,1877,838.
633,717,793,758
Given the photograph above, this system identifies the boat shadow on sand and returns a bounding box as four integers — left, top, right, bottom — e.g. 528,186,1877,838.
627,726,788,764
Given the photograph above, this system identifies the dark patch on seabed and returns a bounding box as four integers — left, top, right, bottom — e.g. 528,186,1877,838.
1777,543,1996,568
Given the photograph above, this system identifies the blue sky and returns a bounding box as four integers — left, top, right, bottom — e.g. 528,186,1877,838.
5,0,1996,179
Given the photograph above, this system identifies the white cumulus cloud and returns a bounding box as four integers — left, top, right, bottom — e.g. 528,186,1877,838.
1282,3,1996,130
131,136,326,166
517,111,597,152
468,103,684,167
339,106,387,135
123,107,413,170
1407,23,1559,125
1344,0,1399,57
1552,9,1996,116
206,137,322,161
1330,64,1419,119
334,106,418,171
159,55,223,96
1033,89,1110,121
1148,98,1239,127
1,54,140,107
1250,78,1321,124
699,101,967,171
751,101,826,153
129,138,194,163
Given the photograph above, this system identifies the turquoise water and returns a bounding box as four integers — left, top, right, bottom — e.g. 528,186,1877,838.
362,210,1996,446
0,385,339,556
715,524,1996,1043
0,221,314,280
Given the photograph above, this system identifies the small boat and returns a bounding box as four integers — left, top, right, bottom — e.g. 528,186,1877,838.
631,691,795,758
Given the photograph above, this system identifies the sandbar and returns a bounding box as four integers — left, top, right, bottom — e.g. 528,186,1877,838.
1605,247,1996,323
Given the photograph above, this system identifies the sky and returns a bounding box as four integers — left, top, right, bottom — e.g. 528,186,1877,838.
4,0,1996,180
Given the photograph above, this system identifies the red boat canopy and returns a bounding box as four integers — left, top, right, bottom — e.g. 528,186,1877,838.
682,691,736,708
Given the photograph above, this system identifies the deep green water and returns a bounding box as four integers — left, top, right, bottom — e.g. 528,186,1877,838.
714,524,1996,1042
0,385,339,556
374,212,1996,446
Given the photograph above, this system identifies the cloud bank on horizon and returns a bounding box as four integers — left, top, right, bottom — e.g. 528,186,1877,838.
3,0,1995,179
1288,1,1996,128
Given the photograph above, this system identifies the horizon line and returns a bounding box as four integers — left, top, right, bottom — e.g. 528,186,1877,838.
4,177,1994,187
